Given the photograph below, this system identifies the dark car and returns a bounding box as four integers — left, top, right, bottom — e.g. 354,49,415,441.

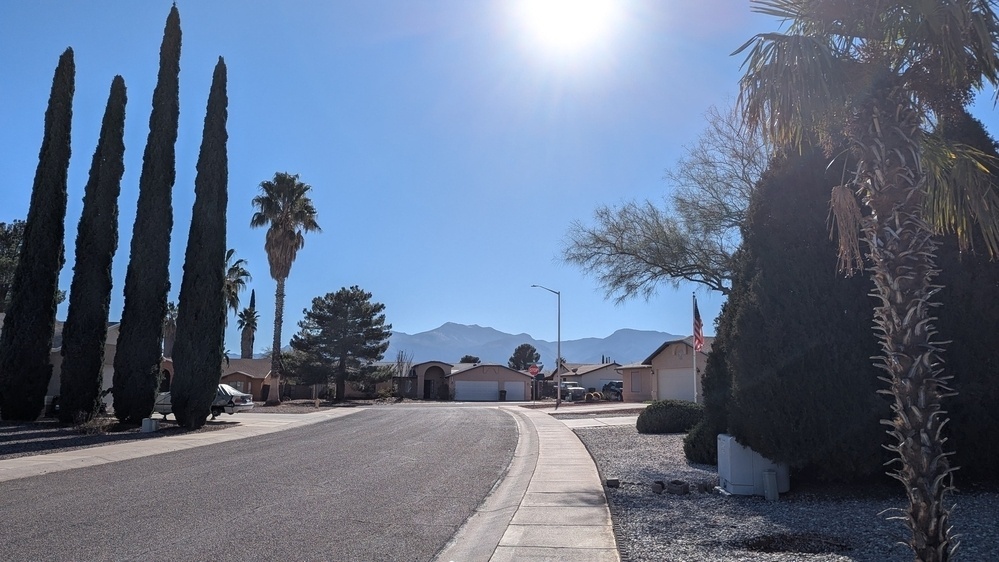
153,383,254,419
602,381,623,401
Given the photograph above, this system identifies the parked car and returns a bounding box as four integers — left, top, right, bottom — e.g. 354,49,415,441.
602,381,623,401
153,383,254,419
558,382,587,401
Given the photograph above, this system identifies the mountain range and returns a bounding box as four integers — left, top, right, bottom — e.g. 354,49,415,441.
384,322,678,366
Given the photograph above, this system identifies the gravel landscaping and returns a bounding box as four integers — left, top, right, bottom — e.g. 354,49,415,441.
573,424,999,561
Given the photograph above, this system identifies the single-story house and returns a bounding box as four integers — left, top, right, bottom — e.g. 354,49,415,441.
447,363,534,401
558,362,622,393
614,363,656,403
218,357,274,401
632,336,714,403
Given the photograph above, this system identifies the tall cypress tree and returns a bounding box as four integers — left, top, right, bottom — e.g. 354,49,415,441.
59,76,127,424
172,58,228,429
113,6,180,424
0,48,74,421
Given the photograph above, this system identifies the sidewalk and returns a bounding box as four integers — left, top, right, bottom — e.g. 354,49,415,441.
435,405,626,562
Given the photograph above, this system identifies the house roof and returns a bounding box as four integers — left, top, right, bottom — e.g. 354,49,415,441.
446,363,533,378
642,336,714,365
412,360,453,368
559,362,621,376
616,362,652,371
222,357,272,379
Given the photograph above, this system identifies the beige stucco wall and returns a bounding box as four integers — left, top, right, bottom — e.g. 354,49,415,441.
617,366,654,402
575,365,622,392
648,342,706,403
412,361,452,400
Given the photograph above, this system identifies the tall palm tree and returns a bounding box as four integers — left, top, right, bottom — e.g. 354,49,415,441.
250,172,321,404
735,1,999,559
223,248,251,324
237,289,259,359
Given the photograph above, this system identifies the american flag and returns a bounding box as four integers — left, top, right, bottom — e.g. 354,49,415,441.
693,297,704,352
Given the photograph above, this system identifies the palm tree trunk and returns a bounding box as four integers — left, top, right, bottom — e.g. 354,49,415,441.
859,92,954,561
240,326,253,359
268,276,285,405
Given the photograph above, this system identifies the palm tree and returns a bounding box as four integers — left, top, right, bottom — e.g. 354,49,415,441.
735,1,999,559
237,289,259,359
223,248,251,324
250,172,321,404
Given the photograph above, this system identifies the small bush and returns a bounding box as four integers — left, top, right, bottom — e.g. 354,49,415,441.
683,420,718,465
636,399,704,434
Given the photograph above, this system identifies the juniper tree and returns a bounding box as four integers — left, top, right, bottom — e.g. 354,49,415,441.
0,48,74,421
114,6,181,424
172,58,228,429
59,76,127,423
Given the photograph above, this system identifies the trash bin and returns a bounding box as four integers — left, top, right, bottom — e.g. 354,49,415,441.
499,389,507,401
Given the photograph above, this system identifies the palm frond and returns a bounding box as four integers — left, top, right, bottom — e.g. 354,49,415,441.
922,135,999,255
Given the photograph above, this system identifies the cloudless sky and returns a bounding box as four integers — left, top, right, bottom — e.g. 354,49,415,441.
3,1,998,355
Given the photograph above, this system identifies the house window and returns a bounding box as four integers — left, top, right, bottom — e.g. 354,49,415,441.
232,381,243,391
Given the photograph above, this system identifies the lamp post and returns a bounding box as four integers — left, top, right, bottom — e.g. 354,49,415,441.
531,284,561,410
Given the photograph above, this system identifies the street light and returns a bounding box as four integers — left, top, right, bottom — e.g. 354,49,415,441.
531,284,561,410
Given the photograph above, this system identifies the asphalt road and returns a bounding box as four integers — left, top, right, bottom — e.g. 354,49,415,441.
0,406,518,561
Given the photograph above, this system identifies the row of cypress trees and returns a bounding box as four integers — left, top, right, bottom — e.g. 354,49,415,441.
0,6,230,428
687,114,999,484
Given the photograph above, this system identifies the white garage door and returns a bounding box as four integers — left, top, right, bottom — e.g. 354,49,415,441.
455,380,499,401
503,382,526,401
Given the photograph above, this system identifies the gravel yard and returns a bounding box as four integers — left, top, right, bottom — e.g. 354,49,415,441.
573,424,999,562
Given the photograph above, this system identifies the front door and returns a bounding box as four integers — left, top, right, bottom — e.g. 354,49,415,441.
423,379,434,400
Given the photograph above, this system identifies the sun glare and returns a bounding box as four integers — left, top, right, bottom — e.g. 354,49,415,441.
516,0,619,55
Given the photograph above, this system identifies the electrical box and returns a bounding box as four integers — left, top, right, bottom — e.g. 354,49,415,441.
717,434,790,496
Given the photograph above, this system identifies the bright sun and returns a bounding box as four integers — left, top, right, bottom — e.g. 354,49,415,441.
515,0,619,55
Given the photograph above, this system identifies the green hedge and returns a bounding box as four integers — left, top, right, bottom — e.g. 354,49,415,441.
636,399,704,434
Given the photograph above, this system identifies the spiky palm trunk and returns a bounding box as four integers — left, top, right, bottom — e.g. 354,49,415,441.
240,325,254,359
854,87,953,561
269,276,285,404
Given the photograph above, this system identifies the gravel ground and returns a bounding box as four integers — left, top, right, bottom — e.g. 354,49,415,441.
573,425,999,562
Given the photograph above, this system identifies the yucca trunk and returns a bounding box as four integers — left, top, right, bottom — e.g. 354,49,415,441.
269,277,285,404
856,90,953,561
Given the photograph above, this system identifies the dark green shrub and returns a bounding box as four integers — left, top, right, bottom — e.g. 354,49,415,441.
636,399,704,434
683,420,718,465
723,147,891,482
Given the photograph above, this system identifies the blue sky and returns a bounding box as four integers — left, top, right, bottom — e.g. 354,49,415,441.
3,1,997,355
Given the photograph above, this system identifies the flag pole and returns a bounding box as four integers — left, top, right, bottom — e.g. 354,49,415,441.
692,293,698,403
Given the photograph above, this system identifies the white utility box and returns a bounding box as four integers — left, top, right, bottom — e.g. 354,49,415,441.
717,434,790,496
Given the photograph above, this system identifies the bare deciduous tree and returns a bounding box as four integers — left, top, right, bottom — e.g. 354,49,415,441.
563,104,768,300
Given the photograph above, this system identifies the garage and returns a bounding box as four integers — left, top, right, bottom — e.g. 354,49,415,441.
502,382,526,401
454,380,499,401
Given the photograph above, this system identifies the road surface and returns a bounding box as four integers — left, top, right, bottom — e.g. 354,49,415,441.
0,406,517,561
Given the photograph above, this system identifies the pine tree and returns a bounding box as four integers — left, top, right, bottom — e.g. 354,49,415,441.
172,57,228,429
0,48,74,421
113,6,181,424
59,76,127,423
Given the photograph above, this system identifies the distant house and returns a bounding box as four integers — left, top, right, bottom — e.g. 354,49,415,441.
620,336,714,404
558,362,621,393
218,357,274,401
447,363,534,401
